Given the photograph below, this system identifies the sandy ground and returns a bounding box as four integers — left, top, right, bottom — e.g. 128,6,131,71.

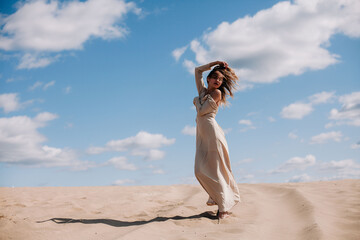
0,179,359,240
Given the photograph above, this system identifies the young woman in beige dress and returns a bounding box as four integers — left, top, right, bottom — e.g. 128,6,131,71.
193,61,241,220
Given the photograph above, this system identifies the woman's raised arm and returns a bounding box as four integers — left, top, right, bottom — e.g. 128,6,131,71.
194,61,228,95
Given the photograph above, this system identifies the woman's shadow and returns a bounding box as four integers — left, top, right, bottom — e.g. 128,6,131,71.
37,211,218,227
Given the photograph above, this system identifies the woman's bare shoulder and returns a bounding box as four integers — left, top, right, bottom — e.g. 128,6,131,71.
210,89,222,102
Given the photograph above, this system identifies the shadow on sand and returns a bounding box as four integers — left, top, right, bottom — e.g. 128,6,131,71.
37,211,218,227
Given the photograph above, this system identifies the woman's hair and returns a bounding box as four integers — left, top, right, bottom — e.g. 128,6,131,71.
207,65,239,106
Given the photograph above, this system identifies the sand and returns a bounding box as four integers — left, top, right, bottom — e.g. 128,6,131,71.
0,179,359,240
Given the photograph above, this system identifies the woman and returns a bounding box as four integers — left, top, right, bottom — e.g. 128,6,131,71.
193,61,241,220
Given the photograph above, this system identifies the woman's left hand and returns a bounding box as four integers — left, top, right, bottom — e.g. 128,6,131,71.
217,61,228,69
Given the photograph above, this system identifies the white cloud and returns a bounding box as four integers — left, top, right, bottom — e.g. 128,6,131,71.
320,159,360,170
0,93,21,113
281,102,313,119
239,119,256,132
18,53,59,69
29,80,56,91
113,179,135,185
319,159,360,180
269,154,316,174
308,91,336,105
86,146,106,155
0,0,141,68
43,80,55,90
132,149,165,161
0,112,91,169
310,131,343,144
146,149,165,160
287,173,311,183
105,131,175,151
281,91,336,119
172,45,187,62
87,131,175,162
182,125,196,136
238,119,253,126
106,156,137,170
328,91,360,127
177,0,360,85
34,112,58,124
288,132,298,139
183,59,196,75
29,81,43,91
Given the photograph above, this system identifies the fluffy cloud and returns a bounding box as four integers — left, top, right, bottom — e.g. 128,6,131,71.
0,112,91,169
0,93,21,113
183,59,196,74
281,91,335,119
281,102,313,119
132,149,165,161
17,53,60,69
87,131,175,161
182,125,196,136
319,159,360,180
0,0,141,68
238,119,253,126
328,91,360,127
310,131,343,144
269,154,316,174
172,46,187,62
106,156,137,170
308,91,336,104
175,0,360,86
239,119,256,132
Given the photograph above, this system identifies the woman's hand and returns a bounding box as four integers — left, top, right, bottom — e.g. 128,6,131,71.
216,61,228,69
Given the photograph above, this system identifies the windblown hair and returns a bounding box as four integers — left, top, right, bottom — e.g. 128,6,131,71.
207,65,239,106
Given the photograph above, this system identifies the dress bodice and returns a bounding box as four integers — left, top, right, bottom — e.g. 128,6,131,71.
193,88,218,117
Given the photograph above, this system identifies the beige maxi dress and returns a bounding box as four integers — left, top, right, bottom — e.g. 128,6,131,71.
193,72,240,213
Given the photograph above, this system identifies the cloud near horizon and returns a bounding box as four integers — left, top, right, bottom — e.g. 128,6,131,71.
174,0,360,87
281,91,335,119
0,112,93,170
0,0,141,69
269,154,316,174
87,131,175,161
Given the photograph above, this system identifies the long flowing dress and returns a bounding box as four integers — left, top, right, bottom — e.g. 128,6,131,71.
193,68,241,212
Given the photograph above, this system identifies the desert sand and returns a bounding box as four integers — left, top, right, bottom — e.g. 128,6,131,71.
0,179,359,240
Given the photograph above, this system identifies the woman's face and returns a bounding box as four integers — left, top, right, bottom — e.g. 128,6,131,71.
208,71,224,89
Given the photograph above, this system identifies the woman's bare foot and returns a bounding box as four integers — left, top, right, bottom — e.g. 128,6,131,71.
218,211,230,219
206,198,217,206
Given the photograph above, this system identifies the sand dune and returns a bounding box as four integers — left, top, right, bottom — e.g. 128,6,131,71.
1,179,359,240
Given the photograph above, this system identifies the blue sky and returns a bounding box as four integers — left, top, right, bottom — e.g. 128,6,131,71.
0,0,359,187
